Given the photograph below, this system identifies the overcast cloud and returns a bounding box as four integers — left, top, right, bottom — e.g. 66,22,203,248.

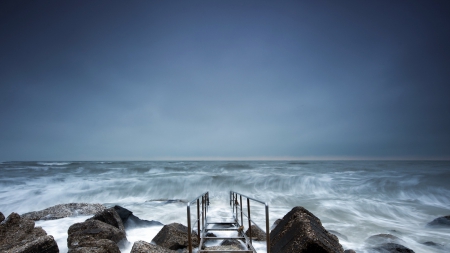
1,1,449,160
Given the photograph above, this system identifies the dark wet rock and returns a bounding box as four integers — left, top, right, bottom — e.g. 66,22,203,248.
270,206,344,253
205,232,217,237
245,224,266,241
271,218,282,230
87,207,125,233
0,212,4,222
21,203,105,221
0,212,59,253
67,239,120,253
365,234,403,245
114,205,163,229
371,243,415,253
221,239,246,249
131,240,176,253
152,223,199,250
422,241,444,249
329,230,348,240
344,250,356,253
427,215,450,227
67,219,127,251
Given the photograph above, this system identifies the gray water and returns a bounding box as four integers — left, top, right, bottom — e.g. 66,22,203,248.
1,160,449,252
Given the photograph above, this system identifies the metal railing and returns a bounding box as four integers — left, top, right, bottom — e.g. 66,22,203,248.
187,191,209,253
230,191,270,253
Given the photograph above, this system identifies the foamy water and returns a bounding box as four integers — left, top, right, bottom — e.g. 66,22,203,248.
1,161,449,252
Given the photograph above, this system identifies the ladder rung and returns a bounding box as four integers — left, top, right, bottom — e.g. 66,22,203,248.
203,237,244,240
199,251,253,253
206,228,239,231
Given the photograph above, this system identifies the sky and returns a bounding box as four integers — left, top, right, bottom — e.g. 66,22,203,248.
1,1,449,161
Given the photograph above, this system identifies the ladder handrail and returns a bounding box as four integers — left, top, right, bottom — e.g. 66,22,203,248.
230,191,270,253
187,191,209,253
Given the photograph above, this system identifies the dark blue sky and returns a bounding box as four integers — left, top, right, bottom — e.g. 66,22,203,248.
1,1,449,161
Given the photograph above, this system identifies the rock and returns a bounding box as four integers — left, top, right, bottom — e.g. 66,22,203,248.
67,219,127,251
131,240,176,253
0,212,59,253
245,224,266,241
152,223,199,250
344,250,356,253
221,239,246,249
21,203,105,221
68,239,120,253
0,212,4,222
270,206,344,253
371,243,415,253
87,207,125,233
113,205,163,229
329,230,348,240
422,241,444,249
271,219,282,230
365,234,403,245
427,215,450,227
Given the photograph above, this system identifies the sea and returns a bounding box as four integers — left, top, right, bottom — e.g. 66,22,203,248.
0,160,449,253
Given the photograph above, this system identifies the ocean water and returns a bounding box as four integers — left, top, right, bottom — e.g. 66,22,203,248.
0,160,449,253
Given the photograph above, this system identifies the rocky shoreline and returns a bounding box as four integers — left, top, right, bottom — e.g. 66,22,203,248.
1,203,449,252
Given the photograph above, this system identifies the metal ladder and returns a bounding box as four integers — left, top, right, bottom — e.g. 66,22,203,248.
187,191,270,253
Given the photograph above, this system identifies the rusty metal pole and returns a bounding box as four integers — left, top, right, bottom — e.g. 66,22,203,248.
197,199,200,242
240,195,243,226
187,203,192,253
266,203,270,253
247,198,252,244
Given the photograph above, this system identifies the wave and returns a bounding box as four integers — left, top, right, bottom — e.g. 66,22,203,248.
37,162,72,166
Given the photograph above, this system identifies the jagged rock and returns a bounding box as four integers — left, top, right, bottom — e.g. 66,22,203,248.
0,212,59,253
152,223,199,250
131,240,176,253
365,234,403,245
270,206,344,253
221,239,246,249
114,205,163,229
271,218,282,230
67,219,127,251
87,207,125,233
67,238,120,253
245,224,266,241
427,215,450,227
371,243,415,253
329,230,348,240
344,250,356,253
0,212,4,222
21,203,105,221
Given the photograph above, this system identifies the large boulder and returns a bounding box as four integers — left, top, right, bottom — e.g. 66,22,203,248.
245,224,266,241
270,206,344,253
87,207,125,233
131,240,176,253
427,215,450,227
67,239,120,253
21,203,105,221
0,212,4,222
365,234,414,253
152,223,199,250
67,219,126,252
371,243,415,253
114,205,163,229
0,212,59,253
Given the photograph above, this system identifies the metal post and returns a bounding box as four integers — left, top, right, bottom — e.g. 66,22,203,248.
247,198,252,244
187,203,192,253
240,195,243,226
265,203,270,253
197,199,200,242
